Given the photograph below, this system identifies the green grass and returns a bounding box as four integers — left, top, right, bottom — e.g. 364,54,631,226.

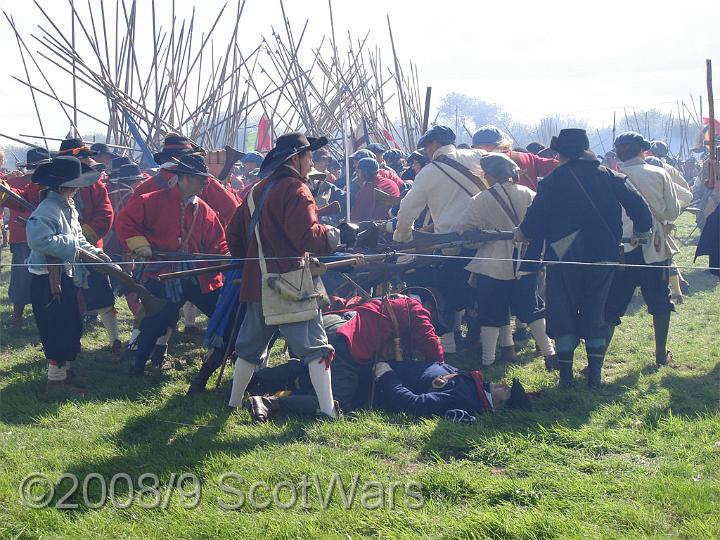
1,213,719,539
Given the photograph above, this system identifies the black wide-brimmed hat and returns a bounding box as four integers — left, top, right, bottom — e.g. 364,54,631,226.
32,156,102,188
57,138,99,158
153,133,205,164
505,378,533,411
108,156,133,179
17,147,52,169
90,142,120,158
115,163,145,182
167,154,212,178
258,132,328,178
549,129,595,160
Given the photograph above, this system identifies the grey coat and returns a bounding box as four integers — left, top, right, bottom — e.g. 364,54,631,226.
26,190,102,288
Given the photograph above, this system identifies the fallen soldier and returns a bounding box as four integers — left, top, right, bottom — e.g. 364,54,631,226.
245,358,534,423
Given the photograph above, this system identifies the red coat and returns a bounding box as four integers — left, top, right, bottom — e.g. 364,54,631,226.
508,151,558,191
351,173,400,222
331,297,444,364
76,180,114,248
379,166,405,188
6,173,33,243
131,169,241,227
226,165,336,303
116,184,228,293
2,177,112,247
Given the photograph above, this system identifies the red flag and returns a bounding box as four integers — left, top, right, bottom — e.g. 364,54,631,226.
256,114,273,152
381,127,401,149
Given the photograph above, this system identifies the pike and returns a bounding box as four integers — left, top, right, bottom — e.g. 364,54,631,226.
0,184,167,317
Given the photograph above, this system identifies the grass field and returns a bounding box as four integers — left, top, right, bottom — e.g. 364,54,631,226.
1,213,719,539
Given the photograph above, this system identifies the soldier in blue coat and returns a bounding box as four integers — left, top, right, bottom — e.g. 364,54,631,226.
372,360,532,421
515,129,652,388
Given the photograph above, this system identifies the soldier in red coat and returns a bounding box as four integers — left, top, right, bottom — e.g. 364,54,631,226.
4,148,51,328
131,133,241,227
225,133,353,419
116,154,228,376
350,157,401,222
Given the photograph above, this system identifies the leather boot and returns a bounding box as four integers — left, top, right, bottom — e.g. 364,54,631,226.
653,312,671,366
586,349,604,388
557,351,574,388
544,354,559,371
277,395,342,419
150,344,168,368
246,395,281,422
187,349,225,396
10,304,24,329
498,345,517,363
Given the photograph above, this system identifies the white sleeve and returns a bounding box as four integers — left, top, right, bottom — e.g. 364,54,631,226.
660,171,681,222
393,173,429,242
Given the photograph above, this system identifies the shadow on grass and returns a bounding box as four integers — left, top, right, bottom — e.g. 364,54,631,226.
45,391,313,517
416,367,643,462
660,360,720,417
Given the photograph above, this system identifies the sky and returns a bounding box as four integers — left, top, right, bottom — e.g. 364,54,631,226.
0,0,717,149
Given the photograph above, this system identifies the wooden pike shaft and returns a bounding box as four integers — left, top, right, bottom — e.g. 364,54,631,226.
706,59,716,189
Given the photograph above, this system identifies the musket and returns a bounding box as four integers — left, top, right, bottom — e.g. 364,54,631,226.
0,184,167,316
153,251,233,261
157,252,397,282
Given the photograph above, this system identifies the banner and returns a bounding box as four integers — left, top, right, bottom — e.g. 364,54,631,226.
256,114,273,152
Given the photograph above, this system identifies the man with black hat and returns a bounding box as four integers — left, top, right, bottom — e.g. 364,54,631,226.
604,132,681,368
401,151,427,181
0,148,51,328
56,138,121,354
89,143,120,170
24,156,114,394
225,132,351,419
132,133,241,227
515,129,652,388
117,154,229,376
393,125,487,353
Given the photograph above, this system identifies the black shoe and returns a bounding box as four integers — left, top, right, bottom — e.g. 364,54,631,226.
656,350,672,366
559,362,574,388
186,381,206,396
498,345,517,363
544,354,559,371
150,344,168,366
587,362,602,388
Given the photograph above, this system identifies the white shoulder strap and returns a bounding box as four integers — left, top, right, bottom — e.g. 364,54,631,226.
246,185,269,275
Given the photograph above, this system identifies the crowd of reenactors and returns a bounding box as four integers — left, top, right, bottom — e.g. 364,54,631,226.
0,122,717,423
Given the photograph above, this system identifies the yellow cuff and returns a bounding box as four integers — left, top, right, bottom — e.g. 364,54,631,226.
126,235,151,251
81,224,99,245
0,181,9,204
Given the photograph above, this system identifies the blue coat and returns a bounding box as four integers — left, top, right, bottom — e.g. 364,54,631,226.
376,361,488,417
519,158,652,263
